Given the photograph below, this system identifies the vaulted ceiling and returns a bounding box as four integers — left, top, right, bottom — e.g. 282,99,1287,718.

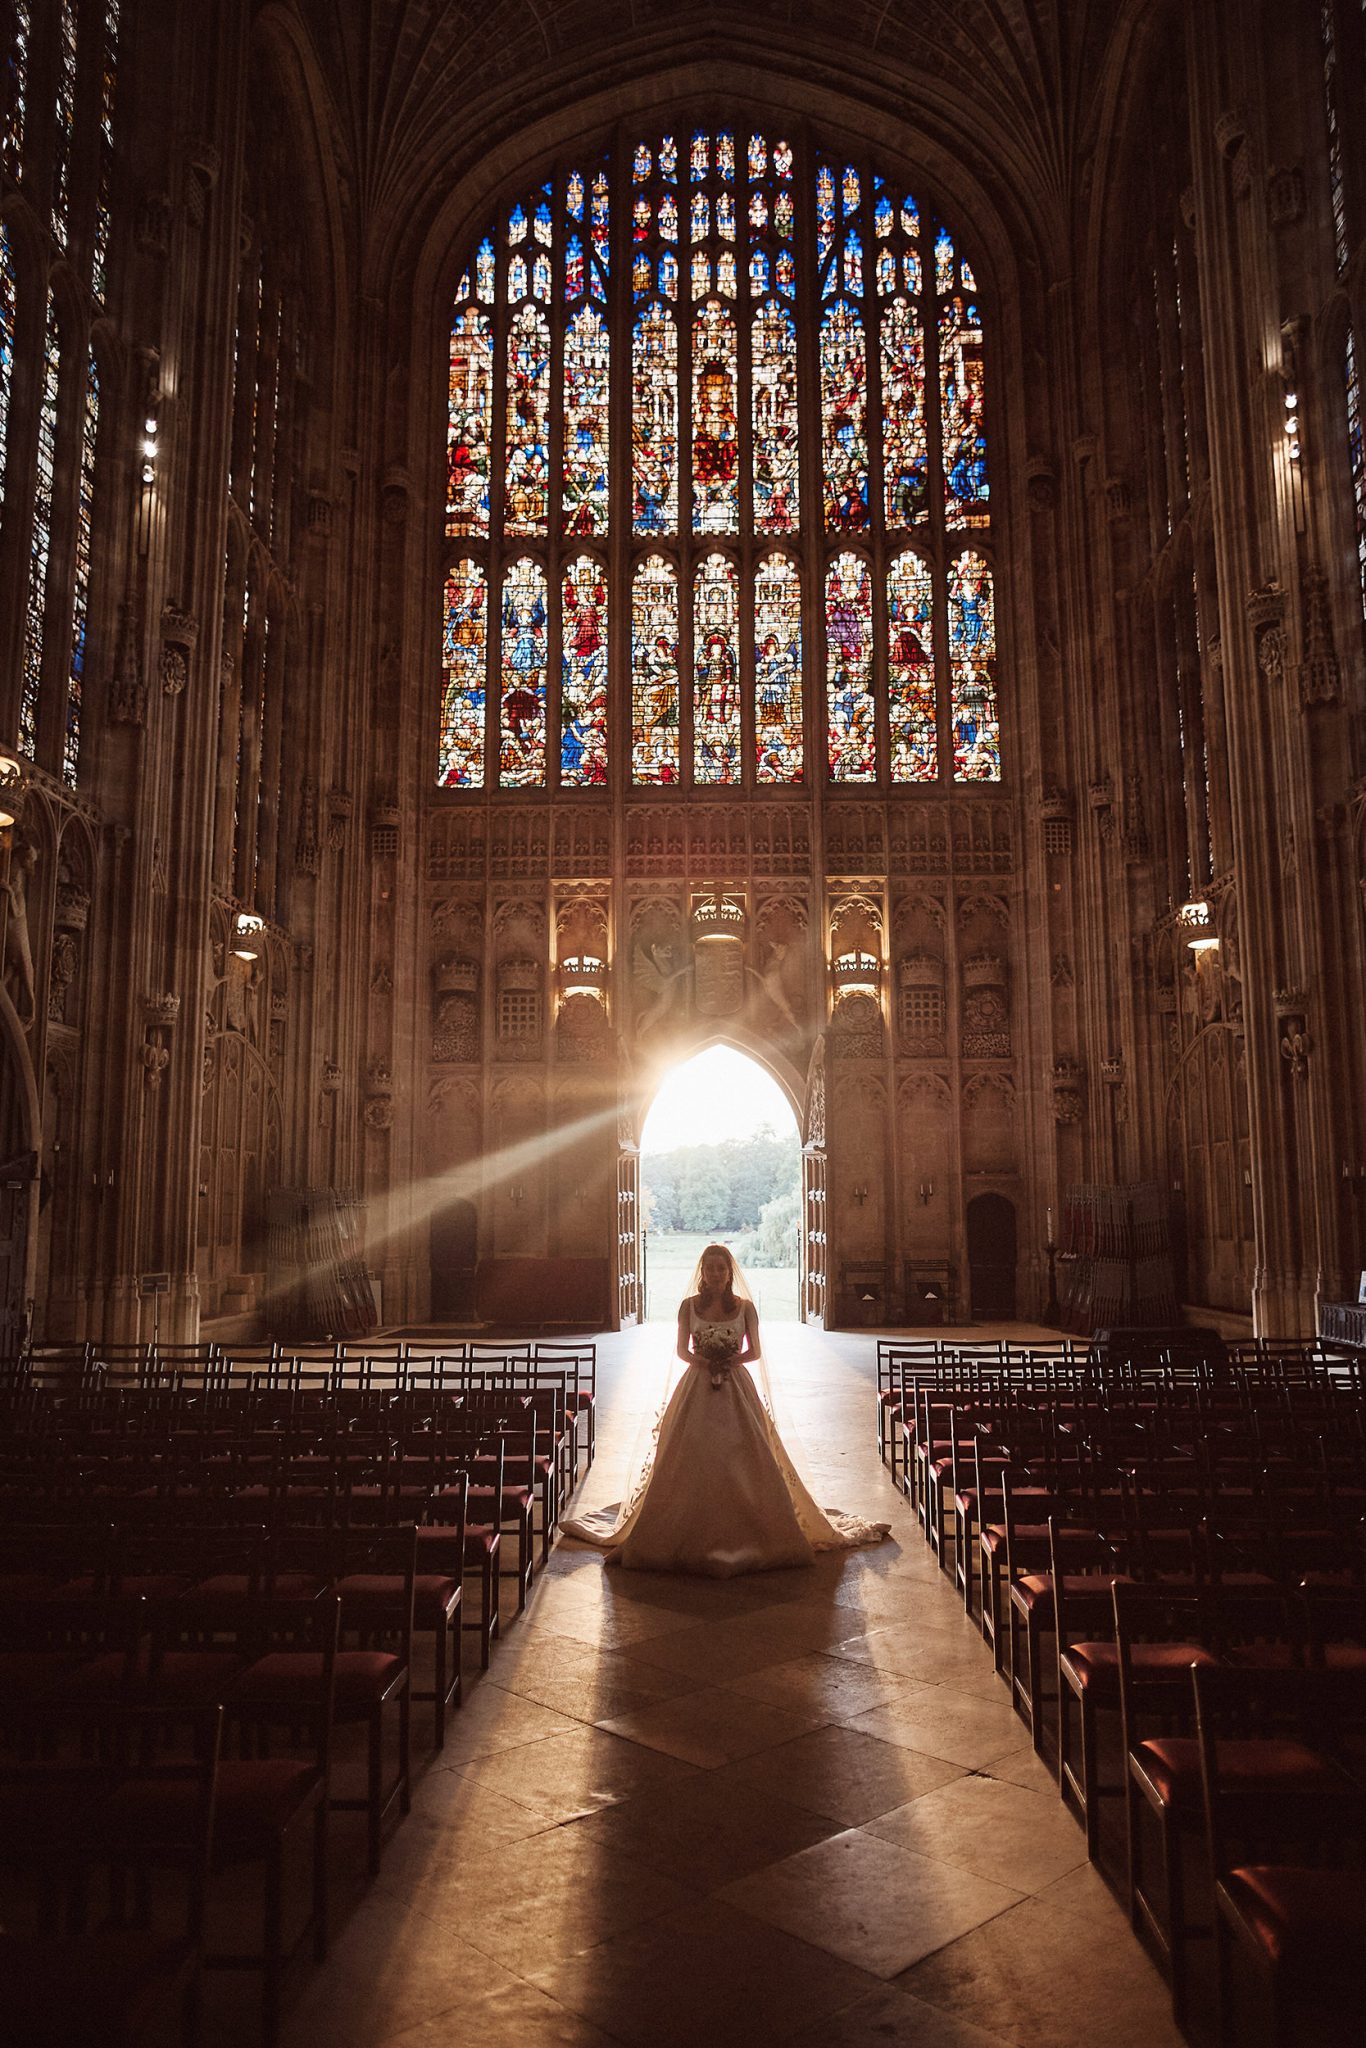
264,0,1170,288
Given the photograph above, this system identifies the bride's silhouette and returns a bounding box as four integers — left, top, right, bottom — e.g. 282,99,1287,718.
563,1243,890,1578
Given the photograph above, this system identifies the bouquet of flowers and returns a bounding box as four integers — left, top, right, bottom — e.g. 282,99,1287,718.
693,1322,740,1389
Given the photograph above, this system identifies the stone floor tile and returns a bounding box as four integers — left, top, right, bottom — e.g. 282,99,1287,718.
377,1979,624,2047
560,1768,841,1891
786,1982,1014,2047
723,1650,920,1722
431,1679,580,1765
525,1895,880,2048
711,1722,967,1826
599,1681,828,1766
717,1826,1022,1978
864,1771,1088,1895
421,1824,693,1975
842,1683,1024,1772
451,1719,700,1821
898,1892,1184,2048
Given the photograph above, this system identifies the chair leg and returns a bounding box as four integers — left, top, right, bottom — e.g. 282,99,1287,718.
263,1840,284,2048
312,1801,329,1960
433,1616,447,1750
399,1684,411,1815
367,1708,383,1876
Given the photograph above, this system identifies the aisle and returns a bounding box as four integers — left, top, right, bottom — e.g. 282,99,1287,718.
285,1326,1180,2047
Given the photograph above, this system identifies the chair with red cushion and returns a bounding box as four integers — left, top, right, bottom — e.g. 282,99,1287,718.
1193,1661,1366,2046
0,1702,221,2048
211,1592,339,2046
1117,1583,1340,2025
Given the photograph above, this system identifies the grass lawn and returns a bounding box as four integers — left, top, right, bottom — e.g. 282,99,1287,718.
642,1228,800,1325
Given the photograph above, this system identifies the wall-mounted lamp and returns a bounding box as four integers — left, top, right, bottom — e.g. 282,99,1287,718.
918,1180,934,1204
1178,900,1219,953
233,911,265,961
1283,388,1300,462
851,1183,869,1206
508,1183,526,1206
1342,1162,1366,1182
0,747,24,832
141,411,158,486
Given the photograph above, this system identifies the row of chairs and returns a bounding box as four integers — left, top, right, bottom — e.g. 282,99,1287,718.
880,1340,1366,2041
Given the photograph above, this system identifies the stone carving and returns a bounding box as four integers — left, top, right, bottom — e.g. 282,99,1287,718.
327,788,353,851
1052,1056,1084,1124
4,841,37,1023
557,990,613,1062
48,932,78,1023
1266,163,1305,226
1051,953,1074,988
832,991,883,1059
363,1094,394,1131
804,1035,826,1148
631,903,691,1038
1103,475,1131,521
370,962,393,996
691,894,746,1018
1246,581,1288,682
296,778,320,876
141,1032,171,1090
108,598,147,725
962,952,1010,1058
1299,561,1339,706
1275,988,1310,1078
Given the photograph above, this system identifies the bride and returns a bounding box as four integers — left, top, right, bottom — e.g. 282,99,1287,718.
562,1243,891,1578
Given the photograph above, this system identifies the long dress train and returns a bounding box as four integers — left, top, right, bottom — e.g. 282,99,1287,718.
562,1308,891,1578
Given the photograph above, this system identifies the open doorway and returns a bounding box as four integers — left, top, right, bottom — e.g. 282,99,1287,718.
640,1045,801,1323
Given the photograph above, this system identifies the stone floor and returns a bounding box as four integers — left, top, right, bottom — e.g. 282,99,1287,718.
248,1322,1182,2046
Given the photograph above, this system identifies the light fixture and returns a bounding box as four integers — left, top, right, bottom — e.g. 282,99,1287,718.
0,746,24,831
1178,899,1219,952
1283,389,1300,461
141,412,158,485
233,910,264,961
851,1183,869,1206
918,1180,934,1205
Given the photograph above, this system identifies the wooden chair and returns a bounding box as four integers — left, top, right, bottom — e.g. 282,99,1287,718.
1193,1661,1366,2047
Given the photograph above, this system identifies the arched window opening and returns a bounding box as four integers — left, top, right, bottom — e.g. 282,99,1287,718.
437,127,997,793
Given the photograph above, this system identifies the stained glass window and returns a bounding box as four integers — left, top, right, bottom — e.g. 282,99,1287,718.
753,301,798,531
948,550,1000,781
693,553,740,783
755,555,802,782
505,305,550,534
499,558,548,784
91,2,119,301
1322,1,1349,275
21,292,60,758
631,557,679,783
51,0,78,243
438,135,997,790
563,306,609,533
561,556,608,784
447,310,492,536
633,301,678,533
825,552,875,781
692,300,738,533
882,298,926,526
439,560,487,787
0,223,13,502
1347,328,1366,621
887,550,935,781
939,243,988,526
65,353,98,783
2,0,29,181
821,302,868,529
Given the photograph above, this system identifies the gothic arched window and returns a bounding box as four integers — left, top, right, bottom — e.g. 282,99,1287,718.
1,0,119,786
438,128,997,792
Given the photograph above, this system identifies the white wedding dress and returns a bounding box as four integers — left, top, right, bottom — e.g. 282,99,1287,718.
562,1305,891,1578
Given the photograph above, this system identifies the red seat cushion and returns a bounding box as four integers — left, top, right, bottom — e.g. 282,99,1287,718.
1133,1737,1348,1813
214,1760,324,1852
1060,1641,1215,1697
464,1530,499,1560
1013,1573,1123,1617
233,1649,403,1709
1221,1864,1366,1983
